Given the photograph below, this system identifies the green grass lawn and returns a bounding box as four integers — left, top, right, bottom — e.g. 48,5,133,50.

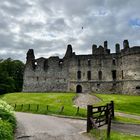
94,93,140,115
0,92,75,105
1,92,140,118
114,116,140,124
0,92,86,117
90,129,140,140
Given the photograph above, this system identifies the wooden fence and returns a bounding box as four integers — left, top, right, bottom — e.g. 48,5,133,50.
87,101,114,139
12,103,81,115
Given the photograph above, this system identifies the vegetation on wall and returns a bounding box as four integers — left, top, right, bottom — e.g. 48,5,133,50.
0,58,24,94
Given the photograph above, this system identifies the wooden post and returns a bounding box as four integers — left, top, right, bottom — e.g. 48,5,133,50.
46,105,49,112
28,104,30,111
107,113,111,140
87,105,93,132
36,104,39,112
76,106,80,114
111,101,114,118
105,104,109,124
60,106,64,113
21,104,23,110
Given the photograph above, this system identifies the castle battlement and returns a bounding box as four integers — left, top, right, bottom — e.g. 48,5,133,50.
23,40,140,94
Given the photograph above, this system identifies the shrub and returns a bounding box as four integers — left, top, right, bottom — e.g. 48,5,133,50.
0,100,14,113
0,110,16,129
0,120,13,140
0,100,16,129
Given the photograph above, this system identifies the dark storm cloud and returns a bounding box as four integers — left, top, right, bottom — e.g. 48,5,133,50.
0,0,140,62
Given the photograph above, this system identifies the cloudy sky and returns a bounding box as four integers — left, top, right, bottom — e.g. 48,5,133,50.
0,0,140,62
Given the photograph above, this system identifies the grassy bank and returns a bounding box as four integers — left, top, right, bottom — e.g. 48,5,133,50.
94,94,140,115
1,92,140,117
0,93,86,117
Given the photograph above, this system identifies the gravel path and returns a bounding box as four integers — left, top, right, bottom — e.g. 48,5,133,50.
115,112,140,120
15,112,94,140
112,122,140,135
15,112,140,140
74,93,101,108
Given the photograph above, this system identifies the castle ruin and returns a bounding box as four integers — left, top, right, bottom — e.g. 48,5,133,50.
23,40,140,94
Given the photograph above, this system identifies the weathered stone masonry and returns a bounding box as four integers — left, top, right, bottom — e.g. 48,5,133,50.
23,40,140,94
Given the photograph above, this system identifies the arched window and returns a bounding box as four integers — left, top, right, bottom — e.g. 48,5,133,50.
87,71,91,80
77,71,81,79
98,71,102,80
112,58,116,65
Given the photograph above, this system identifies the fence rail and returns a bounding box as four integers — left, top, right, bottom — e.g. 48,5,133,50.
10,103,82,116
87,101,114,139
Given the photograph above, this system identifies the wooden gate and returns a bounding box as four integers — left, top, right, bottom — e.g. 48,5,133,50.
87,101,114,139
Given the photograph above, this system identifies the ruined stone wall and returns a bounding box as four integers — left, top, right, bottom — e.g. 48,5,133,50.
68,54,122,93
23,50,69,92
23,40,140,94
120,50,140,94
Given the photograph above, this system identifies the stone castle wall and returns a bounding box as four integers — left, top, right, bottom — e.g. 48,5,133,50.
22,40,140,94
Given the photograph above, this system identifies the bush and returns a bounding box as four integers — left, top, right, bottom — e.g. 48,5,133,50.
0,110,16,129
0,100,14,115
0,120,13,140
0,100,16,129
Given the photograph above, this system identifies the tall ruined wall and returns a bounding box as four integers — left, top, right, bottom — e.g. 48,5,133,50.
69,54,122,93
23,40,140,94
68,41,122,93
68,40,140,94
23,50,70,92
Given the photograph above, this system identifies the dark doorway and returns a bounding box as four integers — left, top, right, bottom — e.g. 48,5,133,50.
76,85,82,93
112,70,116,80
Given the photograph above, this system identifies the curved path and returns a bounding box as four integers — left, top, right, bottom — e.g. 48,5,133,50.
15,112,94,140
74,93,101,108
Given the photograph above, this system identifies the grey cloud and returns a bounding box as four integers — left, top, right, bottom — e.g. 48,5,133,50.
0,0,140,62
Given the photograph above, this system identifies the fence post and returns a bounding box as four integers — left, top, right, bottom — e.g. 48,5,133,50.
36,104,39,112
46,105,49,112
107,113,111,140
111,101,114,118
21,104,23,110
60,106,64,113
105,104,109,124
87,105,93,132
76,106,80,115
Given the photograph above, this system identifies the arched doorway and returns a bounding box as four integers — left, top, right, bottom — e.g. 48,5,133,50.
76,85,82,93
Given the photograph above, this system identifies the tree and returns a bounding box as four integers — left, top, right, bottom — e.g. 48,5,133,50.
0,58,24,94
